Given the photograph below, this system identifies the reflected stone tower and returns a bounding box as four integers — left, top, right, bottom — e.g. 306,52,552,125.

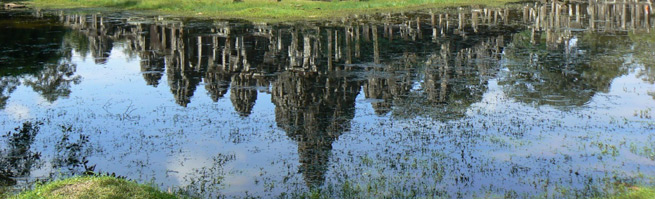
272,71,360,188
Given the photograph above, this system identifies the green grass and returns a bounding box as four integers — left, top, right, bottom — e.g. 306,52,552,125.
3,174,655,198
600,186,655,199
26,0,519,22
11,175,177,199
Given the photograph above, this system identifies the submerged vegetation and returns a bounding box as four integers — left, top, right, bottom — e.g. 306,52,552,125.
27,0,518,21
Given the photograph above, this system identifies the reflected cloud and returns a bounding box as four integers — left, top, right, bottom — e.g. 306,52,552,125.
4,103,31,120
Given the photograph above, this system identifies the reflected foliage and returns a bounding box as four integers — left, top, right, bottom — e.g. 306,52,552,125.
0,121,95,189
0,76,19,109
500,1,654,108
0,121,42,186
0,13,66,75
23,62,82,103
0,11,81,105
51,124,93,174
502,32,629,108
630,29,655,84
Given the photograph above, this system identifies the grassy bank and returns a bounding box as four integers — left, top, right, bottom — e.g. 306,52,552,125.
11,176,177,199
5,174,655,198
600,186,655,199
26,0,518,21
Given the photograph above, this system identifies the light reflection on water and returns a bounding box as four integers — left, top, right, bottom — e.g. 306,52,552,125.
1,1,655,197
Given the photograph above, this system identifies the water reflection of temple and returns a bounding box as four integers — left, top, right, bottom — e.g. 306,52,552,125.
56,6,530,112
4,0,653,112
272,70,360,187
42,0,655,187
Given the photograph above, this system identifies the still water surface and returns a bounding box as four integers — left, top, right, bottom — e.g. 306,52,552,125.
1,1,655,198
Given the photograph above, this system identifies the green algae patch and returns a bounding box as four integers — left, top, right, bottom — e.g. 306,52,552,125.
12,176,177,199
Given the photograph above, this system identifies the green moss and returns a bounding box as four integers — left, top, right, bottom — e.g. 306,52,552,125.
26,0,519,22
12,176,177,199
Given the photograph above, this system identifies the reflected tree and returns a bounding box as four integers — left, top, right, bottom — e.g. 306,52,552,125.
630,29,655,85
0,77,20,110
499,0,653,108
500,31,629,108
0,16,67,73
51,124,93,175
23,61,82,103
0,121,43,186
0,13,72,107
62,31,91,61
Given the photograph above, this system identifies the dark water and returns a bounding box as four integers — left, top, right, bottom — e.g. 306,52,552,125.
1,1,654,198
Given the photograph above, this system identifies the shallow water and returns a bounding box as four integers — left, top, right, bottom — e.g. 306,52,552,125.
1,1,655,198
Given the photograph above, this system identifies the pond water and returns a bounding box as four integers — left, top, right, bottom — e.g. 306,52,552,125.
1,1,655,198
